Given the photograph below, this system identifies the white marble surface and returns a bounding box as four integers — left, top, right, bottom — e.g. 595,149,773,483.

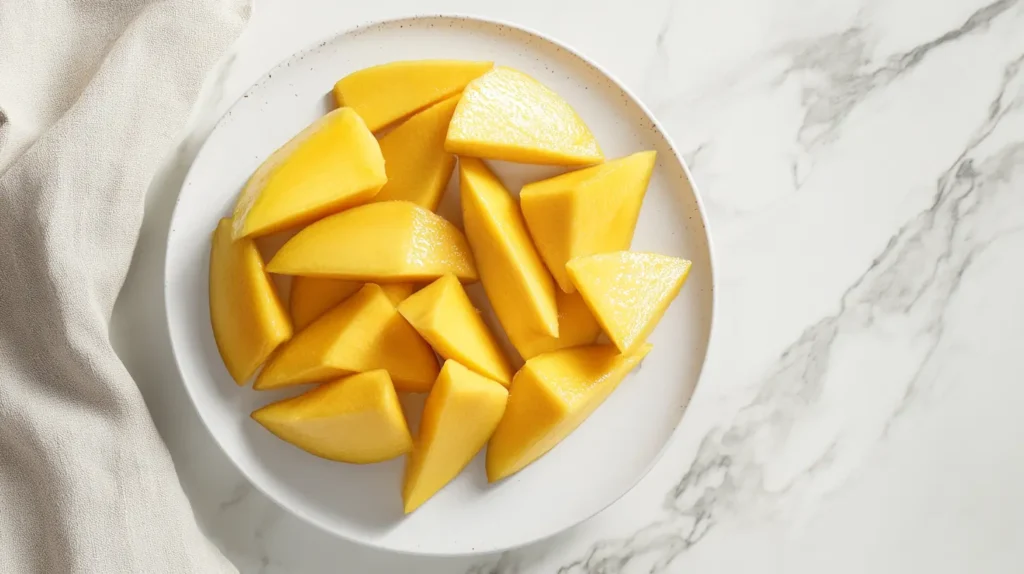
111,0,1024,571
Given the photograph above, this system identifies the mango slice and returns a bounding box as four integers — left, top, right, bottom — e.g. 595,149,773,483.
254,284,439,392
267,201,477,283
459,158,559,359
290,277,415,331
446,67,603,166
232,107,386,239
374,95,460,211
209,218,292,384
487,343,652,482
333,60,493,132
567,252,691,354
403,361,508,513
516,289,601,360
521,151,656,292
398,274,513,386
252,370,412,463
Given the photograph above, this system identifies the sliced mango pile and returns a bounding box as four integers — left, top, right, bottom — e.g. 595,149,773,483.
208,59,692,513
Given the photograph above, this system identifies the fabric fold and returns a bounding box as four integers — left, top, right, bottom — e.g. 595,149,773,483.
0,1,251,571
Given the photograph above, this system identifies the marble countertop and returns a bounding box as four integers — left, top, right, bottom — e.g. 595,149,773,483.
111,0,1024,571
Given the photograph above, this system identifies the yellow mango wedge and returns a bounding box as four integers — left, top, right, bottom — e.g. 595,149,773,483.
403,361,508,513
516,289,602,360
567,252,691,354
255,284,439,392
252,370,412,463
521,151,656,293
398,274,513,386
267,201,478,282
333,60,493,132
374,95,460,211
232,107,386,239
446,67,603,166
290,277,415,331
487,343,652,482
209,218,292,384
460,158,559,359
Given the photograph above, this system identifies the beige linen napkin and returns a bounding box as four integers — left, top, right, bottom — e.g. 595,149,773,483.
0,1,250,571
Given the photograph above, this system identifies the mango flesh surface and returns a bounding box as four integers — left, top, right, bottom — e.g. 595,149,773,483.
232,107,386,239
459,158,559,358
515,289,601,360
397,274,513,386
445,67,603,166
252,370,412,463
403,361,508,513
289,276,361,331
378,283,417,305
333,60,493,132
374,95,460,211
567,251,691,354
486,343,652,482
267,201,478,283
209,218,292,384
521,151,656,293
254,284,439,392
290,276,415,331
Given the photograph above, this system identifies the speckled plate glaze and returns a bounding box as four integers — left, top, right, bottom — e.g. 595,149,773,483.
165,15,715,556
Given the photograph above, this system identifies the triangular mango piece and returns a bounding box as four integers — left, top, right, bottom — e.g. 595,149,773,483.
521,151,656,293
290,277,415,331
209,218,292,384
567,252,691,354
515,289,601,360
446,67,603,166
460,158,559,356
403,361,508,513
398,274,513,386
232,107,385,239
486,343,651,481
252,370,412,463
255,284,439,392
267,201,477,283
374,95,460,211
333,60,493,132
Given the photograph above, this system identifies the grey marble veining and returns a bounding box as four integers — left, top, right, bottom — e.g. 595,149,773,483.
790,0,1019,151
498,47,1024,574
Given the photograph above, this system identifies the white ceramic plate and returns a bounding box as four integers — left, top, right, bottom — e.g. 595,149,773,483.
165,15,715,556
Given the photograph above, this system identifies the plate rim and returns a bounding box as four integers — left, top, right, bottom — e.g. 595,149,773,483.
163,12,719,557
